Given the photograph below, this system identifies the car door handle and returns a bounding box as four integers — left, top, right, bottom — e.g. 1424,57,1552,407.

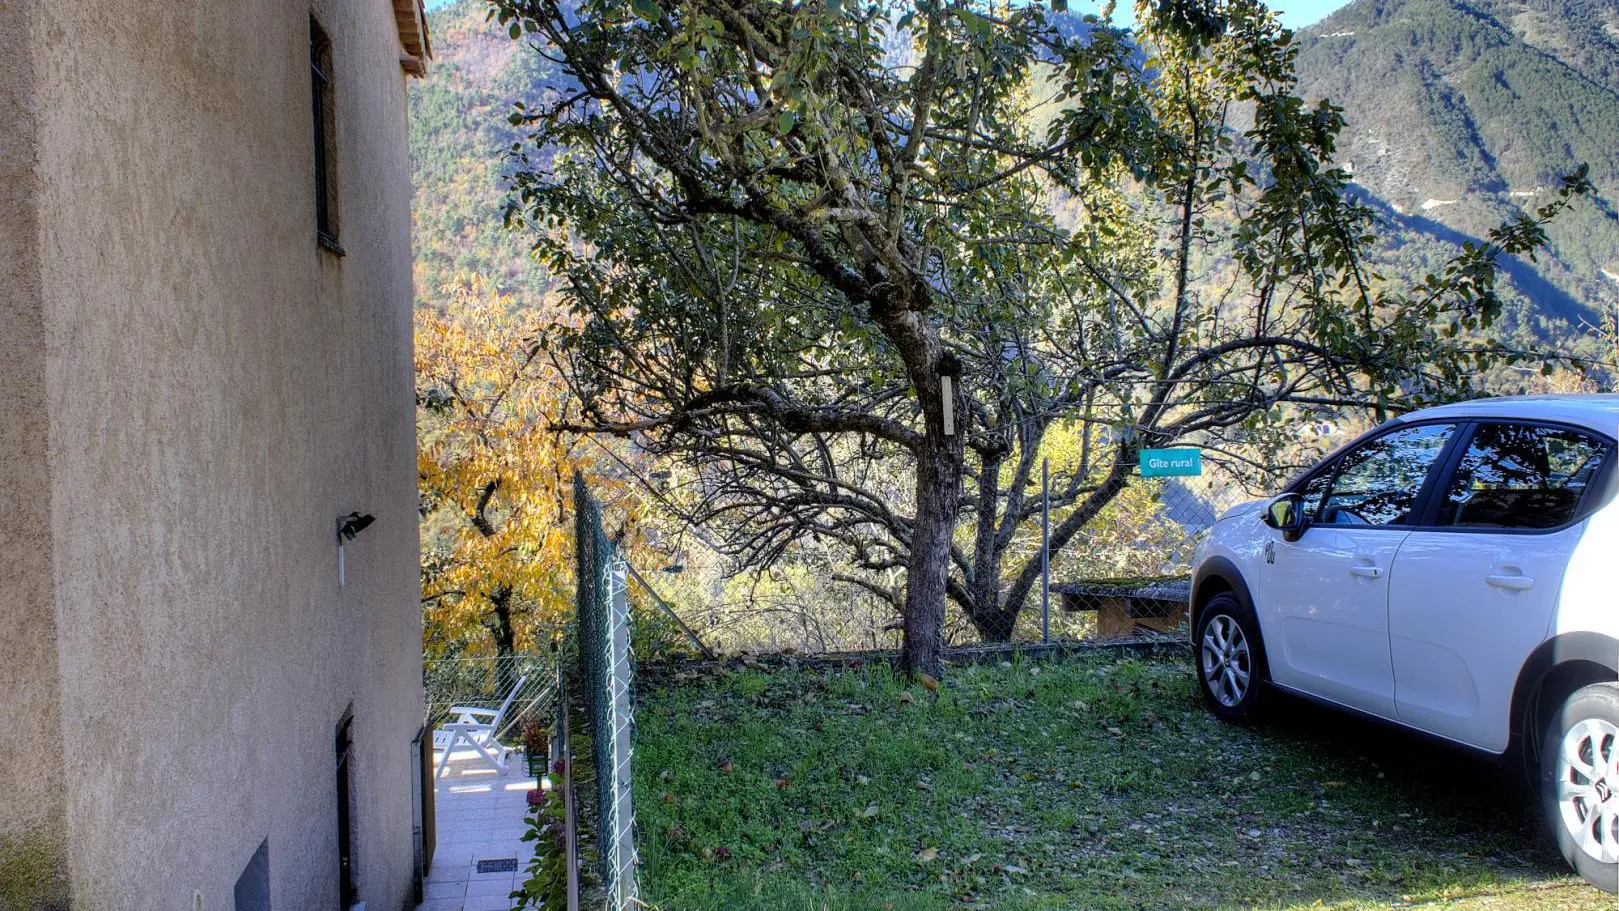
1486,574,1534,591
1349,565,1384,579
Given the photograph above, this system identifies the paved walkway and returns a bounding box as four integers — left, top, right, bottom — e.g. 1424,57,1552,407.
418,749,539,911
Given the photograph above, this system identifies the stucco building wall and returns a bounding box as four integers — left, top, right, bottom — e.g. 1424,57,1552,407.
0,0,72,907
2,0,425,909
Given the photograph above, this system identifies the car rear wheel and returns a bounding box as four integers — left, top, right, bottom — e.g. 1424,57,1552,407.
1194,592,1268,722
1542,682,1619,893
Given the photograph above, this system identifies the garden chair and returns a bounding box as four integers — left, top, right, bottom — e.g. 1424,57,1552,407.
432,674,527,778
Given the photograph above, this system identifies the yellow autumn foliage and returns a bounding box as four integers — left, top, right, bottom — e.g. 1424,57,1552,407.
416,275,642,657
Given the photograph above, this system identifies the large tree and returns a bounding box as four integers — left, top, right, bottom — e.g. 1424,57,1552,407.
495,0,1590,672
417,275,648,665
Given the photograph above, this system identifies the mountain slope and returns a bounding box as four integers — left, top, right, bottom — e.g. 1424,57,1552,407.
410,1,563,312
1293,0,1619,329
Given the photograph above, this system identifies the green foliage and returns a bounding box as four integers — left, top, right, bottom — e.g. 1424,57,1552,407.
513,785,570,909
1293,0,1619,331
410,2,567,313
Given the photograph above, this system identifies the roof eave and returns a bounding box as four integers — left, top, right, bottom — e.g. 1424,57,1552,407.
393,0,431,77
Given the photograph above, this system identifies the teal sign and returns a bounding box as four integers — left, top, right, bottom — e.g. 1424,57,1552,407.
1139,448,1202,477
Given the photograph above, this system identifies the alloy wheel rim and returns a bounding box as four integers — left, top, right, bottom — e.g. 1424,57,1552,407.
1557,717,1619,864
1200,615,1251,708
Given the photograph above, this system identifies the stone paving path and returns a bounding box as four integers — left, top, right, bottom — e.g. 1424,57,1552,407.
417,751,539,911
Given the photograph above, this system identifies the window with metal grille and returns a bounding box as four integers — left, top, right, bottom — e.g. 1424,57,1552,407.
311,18,341,253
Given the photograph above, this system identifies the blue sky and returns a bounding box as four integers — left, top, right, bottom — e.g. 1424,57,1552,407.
424,0,1350,30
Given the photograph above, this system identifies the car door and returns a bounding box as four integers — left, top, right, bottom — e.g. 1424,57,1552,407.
1389,421,1611,752
1261,422,1459,717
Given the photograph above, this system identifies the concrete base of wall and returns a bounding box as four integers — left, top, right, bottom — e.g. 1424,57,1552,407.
0,830,71,911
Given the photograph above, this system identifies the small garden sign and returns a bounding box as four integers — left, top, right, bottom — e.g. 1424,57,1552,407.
1138,448,1203,477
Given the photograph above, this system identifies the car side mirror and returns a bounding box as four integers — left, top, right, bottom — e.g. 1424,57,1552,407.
1262,493,1309,542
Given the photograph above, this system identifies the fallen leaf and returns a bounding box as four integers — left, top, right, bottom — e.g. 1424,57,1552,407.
919,673,940,694
898,691,915,705
774,777,792,789
860,803,880,819
717,760,734,774
915,780,932,791
916,847,939,863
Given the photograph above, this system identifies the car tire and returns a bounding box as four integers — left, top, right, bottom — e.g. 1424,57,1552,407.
1194,591,1268,722
1542,683,1619,893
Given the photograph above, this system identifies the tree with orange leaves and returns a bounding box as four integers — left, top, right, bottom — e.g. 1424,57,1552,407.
416,275,639,661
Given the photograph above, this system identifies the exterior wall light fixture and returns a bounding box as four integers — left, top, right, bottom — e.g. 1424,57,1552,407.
336,512,376,542
335,512,375,587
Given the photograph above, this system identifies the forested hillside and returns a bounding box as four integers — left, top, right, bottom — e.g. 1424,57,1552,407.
410,1,564,313
1293,0,1619,338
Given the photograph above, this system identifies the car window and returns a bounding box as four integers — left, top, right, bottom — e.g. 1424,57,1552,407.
1298,467,1334,520
1436,423,1609,529
1318,423,1455,526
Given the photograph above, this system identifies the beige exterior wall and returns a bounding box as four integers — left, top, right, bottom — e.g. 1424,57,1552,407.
2,0,425,909
0,0,72,907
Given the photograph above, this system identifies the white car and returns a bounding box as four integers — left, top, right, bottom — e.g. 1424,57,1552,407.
1191,394,1619,892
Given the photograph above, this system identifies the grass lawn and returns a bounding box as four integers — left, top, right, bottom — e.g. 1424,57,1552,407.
632,653,1607,910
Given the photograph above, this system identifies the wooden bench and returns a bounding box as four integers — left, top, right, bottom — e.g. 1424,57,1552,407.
1052,579,1192,637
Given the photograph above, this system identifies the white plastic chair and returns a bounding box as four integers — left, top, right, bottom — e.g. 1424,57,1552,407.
432,674,528,778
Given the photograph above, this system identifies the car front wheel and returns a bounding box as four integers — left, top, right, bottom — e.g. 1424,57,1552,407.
1542,682,1619,893
1194,591,1268,722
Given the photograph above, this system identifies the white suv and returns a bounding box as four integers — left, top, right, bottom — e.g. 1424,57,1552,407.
1191,395,1619,892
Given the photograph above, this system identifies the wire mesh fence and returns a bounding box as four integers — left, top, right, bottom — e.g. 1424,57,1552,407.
567,472,640,910
1053,460,1291,635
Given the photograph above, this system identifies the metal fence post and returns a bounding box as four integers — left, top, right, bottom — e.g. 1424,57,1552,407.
1042,456,1050,644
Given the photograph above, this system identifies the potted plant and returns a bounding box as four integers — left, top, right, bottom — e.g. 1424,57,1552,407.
521,720,549,779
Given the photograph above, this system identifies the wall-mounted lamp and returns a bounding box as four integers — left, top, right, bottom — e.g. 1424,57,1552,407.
335,512,375,587
938,353,963,438
336,512,375,542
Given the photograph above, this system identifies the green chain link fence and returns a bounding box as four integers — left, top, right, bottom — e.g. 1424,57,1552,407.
569,472,640,910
